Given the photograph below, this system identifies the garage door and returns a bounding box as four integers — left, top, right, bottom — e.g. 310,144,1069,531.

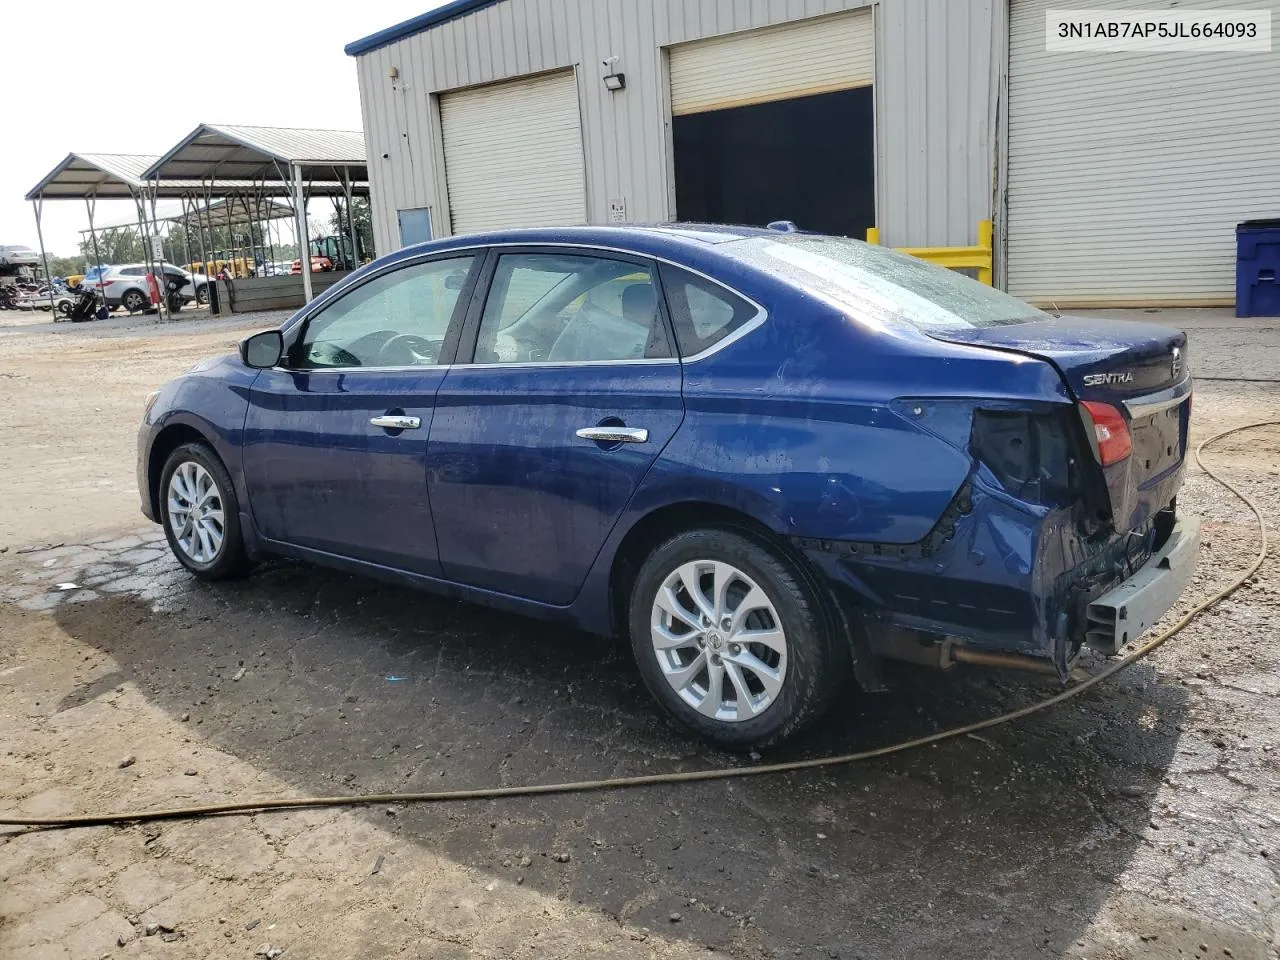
1007,0,1280,306
440,70,586,235
669,10,874,116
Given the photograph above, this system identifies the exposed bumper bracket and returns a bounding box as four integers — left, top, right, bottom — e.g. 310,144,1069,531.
1084,516,1202,656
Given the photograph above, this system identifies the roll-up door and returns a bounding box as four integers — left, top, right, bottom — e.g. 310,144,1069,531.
1008,0,1280,305
669,10,874,116
440,70,586,235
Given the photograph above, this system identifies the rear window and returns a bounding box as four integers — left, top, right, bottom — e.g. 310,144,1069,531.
659,265,758,357
733,235,1046,331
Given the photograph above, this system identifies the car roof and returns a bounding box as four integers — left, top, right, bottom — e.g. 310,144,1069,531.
376,223,807,272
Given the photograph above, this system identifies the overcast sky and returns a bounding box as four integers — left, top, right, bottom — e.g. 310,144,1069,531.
1,0,446,258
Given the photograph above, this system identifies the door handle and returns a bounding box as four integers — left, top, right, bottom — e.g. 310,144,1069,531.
576,426,649,444
370,415,422,430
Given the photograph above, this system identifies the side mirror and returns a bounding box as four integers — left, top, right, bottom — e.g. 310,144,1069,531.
239,330,283,369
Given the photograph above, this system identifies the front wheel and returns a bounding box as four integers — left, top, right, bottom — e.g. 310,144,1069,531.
122,289,147,312
196,284,209,305
628,529,841,749
159,442,253,580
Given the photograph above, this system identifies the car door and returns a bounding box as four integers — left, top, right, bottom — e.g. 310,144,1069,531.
428,248,686,605
242,253,481,576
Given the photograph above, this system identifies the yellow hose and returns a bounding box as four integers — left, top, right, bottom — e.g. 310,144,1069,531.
2,421,1270,831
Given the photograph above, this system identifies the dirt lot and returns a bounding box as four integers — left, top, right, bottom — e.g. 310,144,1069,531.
1,307,1278,960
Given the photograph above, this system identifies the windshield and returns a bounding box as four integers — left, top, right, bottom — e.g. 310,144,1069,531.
733,235,1046,331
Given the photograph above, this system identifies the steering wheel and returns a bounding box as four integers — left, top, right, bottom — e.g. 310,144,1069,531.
377,333,438,366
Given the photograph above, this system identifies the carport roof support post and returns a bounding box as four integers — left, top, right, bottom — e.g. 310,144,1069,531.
293,163,313,303
31,195,56,313
84,195,105,298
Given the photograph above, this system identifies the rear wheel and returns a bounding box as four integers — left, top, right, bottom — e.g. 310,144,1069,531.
159,442,253,581
628,529,841,749
56,300,72,317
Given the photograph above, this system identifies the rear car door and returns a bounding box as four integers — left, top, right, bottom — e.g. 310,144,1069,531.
428,248,685,604
242,253,480,575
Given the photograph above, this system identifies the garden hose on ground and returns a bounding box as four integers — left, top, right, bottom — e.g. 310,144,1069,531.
1,421,1272,832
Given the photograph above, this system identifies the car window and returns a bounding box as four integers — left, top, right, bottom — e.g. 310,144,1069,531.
290,256,475,369
659,266,759,357
735,235,1046,330
121,267,145,277
473,253,672,364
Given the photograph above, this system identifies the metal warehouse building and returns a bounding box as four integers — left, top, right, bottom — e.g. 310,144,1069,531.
347,0,1280,307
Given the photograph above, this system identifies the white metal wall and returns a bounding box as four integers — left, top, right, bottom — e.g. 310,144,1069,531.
1007,0,1280,305
354,0,998,256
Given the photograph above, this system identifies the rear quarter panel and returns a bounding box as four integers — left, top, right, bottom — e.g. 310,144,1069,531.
650,265,1075,544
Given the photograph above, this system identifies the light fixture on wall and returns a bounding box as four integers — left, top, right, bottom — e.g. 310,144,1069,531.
601,56,626,91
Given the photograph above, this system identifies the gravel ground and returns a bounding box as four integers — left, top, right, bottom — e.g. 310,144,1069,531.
1,306,1277,959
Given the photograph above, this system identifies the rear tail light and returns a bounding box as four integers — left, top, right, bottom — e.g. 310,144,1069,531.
101,279,115,287
1081,401,1132,466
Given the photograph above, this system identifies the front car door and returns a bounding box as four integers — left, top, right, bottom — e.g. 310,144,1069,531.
242,253,481,575
428,248,685,604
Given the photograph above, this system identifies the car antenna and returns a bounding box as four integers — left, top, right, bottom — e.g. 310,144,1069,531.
1049,301,1062,318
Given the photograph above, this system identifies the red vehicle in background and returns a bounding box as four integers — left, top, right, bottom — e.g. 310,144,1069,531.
291,235,367,274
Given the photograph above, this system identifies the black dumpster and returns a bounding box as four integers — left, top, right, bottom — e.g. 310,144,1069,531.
1236,219,1280,318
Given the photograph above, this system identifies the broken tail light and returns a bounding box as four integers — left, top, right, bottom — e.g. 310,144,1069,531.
1081,401,1132,466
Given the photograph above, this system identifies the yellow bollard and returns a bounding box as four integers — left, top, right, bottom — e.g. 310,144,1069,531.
862,220,993,286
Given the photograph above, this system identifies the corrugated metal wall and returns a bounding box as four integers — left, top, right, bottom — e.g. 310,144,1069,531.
355,0,998,256
1006,0,1280,305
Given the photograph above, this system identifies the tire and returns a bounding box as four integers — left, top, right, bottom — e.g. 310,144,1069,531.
122,289,147,312
158,442,253,581
56,300,72,317
628,528,841,749
196,284,209,305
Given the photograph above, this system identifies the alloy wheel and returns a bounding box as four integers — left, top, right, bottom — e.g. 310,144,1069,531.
650,559,788,722
167,461,225,564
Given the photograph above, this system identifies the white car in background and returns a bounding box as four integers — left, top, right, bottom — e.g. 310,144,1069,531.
15,289,76,316
87,263,211,312
0,245,40,269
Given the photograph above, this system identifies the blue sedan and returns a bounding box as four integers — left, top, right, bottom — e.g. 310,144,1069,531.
138,225,1198,747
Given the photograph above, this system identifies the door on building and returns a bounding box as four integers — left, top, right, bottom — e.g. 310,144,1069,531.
397,207,433,247
1007,0,1280,306
669,11,876,239
439,70,587,235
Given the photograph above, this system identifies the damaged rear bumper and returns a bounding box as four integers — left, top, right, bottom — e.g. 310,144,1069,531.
1083,516,1201,655
795,472,1200,681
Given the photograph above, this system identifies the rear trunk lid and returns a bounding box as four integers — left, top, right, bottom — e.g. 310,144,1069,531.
930,316,1190,533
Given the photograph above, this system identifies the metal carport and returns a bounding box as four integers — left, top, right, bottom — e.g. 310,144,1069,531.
141,124,368,303
23,153,211,316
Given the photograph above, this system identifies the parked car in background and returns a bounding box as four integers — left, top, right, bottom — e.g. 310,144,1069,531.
16,287,76,316
0,245,40,269
87,263,210,312
137,224,1197,747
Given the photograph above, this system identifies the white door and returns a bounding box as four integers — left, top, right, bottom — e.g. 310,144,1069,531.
1007,0,1280,306
440,70,587,235
668,10,874,117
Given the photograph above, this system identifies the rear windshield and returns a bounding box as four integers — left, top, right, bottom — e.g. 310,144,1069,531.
732,235,1046,331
